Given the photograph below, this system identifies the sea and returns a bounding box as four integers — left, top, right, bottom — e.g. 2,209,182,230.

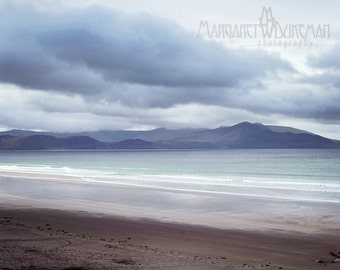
0,149,339,228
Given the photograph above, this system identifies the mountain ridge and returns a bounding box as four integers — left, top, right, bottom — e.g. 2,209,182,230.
0,122,339,150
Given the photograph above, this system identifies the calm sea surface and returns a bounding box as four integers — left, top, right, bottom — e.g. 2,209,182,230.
0,149,339,203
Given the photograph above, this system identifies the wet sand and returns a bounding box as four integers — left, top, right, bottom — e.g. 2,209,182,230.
0,174,340,269
0,205,339,270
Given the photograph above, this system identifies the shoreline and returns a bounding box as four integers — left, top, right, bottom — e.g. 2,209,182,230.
0,205,339,270
1,162,340,205
1,174,340,234
1,172,340,269
2,170,340,204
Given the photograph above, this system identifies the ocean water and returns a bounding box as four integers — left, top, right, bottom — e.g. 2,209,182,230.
0,149,339,204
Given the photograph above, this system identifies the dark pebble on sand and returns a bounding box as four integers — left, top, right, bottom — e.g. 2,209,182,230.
316,259,326,263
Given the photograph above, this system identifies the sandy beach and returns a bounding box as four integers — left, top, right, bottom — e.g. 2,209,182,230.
0,165,340,270
0,203,339,270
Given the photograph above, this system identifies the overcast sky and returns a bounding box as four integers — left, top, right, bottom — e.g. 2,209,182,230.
0,0,339,139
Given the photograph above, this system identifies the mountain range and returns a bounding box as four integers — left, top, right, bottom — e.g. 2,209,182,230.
0,122,339,150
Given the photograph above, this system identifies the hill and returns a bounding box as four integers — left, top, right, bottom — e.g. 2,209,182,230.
0,122,339,149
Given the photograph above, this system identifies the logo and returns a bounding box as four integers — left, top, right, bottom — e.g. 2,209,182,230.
197,7,330,49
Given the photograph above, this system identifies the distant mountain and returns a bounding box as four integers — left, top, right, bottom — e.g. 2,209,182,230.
166,122,338,149
0,135,102,150
0,122,339,149
266,125,313,135
0,135,163,150
110,139,156,149
0,127,205,142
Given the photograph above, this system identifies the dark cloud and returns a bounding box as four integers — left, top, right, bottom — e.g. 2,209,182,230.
0,50,109,94
0,4,292,108
308,43,340,70
272,43,339,121
303,44,340,92
0,1,339,138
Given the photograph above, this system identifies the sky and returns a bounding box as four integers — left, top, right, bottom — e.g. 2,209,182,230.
0,0,340,139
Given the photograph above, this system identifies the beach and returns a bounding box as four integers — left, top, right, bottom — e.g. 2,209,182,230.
0,150,339,269
0,184,340,270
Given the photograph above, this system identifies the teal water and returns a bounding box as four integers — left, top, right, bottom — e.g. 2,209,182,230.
0,149,339,203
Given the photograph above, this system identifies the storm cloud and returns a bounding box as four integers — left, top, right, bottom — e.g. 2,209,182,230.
0,4,292,108
0,1,339,138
